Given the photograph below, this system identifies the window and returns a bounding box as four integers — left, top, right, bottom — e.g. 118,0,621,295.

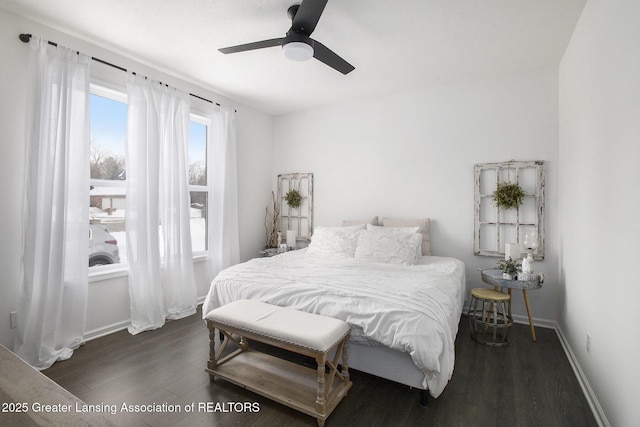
88,83,211,270
188,119,209,253
89,87,128,267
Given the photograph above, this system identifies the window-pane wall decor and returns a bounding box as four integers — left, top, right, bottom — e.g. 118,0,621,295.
278,173,314,244
474,160,545,259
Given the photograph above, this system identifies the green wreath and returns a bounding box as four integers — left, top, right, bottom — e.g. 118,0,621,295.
284,189,302,208
493,182,526,210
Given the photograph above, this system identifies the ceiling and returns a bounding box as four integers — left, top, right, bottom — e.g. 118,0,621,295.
0,0,586,116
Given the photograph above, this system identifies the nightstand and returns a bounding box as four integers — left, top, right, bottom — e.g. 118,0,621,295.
480,269,543,342
259,248,281,257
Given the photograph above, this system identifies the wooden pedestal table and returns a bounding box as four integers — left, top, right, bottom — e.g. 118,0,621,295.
205,300,352,427
480,269,544,341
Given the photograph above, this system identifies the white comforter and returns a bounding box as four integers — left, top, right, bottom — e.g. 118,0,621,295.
202,249,466,397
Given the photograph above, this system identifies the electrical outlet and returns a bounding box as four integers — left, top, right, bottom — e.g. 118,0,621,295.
586,333,592,353
10,311,17,329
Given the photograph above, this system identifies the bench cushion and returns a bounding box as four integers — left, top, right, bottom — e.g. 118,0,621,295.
205,300,350,352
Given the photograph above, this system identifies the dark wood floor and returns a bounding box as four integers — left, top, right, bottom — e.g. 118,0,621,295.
43,307,597,427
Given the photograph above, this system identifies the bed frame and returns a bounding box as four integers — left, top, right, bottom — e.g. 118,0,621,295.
347,340,429,406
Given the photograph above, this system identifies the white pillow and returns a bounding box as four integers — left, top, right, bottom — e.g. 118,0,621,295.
306,224,365,258
367,224,422,259
381,217,431,256
342,216,379,227
367,224,419,234
354,226,423,265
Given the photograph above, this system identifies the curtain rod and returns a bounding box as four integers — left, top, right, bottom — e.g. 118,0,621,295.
19,33,232,110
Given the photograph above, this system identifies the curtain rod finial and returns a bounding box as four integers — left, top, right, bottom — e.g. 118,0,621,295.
19,33,32,43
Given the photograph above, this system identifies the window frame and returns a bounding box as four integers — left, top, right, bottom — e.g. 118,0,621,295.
89,83,129,277
88,82,212,281
188,113,211,257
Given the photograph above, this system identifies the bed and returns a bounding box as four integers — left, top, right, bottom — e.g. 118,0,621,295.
202,219,466,399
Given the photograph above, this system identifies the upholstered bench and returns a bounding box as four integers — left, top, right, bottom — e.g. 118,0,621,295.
205,300,352,427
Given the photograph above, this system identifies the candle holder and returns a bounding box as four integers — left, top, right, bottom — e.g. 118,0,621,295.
286,230,297,250
520,231,538,281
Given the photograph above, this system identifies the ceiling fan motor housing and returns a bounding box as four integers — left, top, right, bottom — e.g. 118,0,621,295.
282,32,315,61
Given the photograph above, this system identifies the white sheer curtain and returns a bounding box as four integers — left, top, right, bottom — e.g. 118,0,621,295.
208,106,240,278
126,73,197,335
158,85,197,320
14,38,90,369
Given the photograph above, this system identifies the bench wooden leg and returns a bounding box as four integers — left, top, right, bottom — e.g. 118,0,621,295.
207,321,250,379
315,336,351,427
316,354,327,413
207,323,217,379
341,337,350,384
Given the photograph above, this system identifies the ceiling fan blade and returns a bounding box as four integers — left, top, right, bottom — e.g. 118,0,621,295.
291,0,328,35
219,38,283,54
312,40,355,74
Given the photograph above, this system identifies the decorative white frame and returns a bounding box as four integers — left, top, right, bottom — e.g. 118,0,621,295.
277,173,314,243
474,160,545,259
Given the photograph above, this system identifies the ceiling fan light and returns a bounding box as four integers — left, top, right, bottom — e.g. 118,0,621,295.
282,41,314,62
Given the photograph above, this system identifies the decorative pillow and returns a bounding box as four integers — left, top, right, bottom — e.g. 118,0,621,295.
381,217,431,256
342,216,379,227
354,226,423,265
368,224,419,234
366,224,421,258
306,224,366,258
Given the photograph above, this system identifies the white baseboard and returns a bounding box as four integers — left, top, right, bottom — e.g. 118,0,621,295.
511,314,556,329
555,324,610,427
463,306,556,330
82,297,208,343
83,320,130,342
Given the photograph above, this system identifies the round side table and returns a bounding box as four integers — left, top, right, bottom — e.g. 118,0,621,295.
480,269,543,342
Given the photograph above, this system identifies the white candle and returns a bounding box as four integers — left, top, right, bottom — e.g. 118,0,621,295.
286,230,297,249
505,243,521,260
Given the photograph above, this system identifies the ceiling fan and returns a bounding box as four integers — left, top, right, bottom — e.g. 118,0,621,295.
219,0,354,75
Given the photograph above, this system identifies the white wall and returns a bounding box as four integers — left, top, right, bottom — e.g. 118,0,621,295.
273,68,560,324
559,1,640,426
0,8,274,348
